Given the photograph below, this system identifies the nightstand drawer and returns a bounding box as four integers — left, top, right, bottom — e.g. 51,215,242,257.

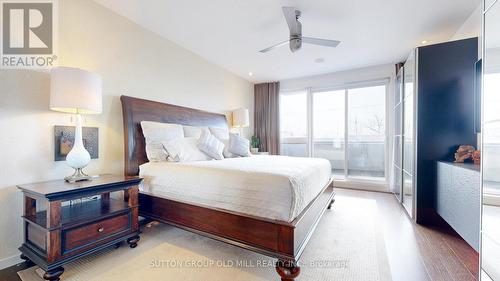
63,213,130,252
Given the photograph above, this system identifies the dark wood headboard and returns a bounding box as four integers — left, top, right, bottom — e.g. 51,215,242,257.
120,95,228,176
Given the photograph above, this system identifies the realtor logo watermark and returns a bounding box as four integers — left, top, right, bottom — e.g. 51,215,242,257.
1,0,57,68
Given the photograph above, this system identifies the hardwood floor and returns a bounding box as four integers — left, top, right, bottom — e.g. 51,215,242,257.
0,262,29,281
338,188,479,281
0,188,479,281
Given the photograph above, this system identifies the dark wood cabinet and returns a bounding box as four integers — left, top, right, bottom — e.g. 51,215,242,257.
17,175,142,281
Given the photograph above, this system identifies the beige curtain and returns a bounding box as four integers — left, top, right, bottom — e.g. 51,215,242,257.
254,82,280,155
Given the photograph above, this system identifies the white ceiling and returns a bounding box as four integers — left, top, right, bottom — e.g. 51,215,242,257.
94,0,478,83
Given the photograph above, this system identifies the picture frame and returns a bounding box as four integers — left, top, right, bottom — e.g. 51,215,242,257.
54,126,99,161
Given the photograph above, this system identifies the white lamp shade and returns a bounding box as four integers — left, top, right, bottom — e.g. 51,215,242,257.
50,67,102,114
232,108,249,128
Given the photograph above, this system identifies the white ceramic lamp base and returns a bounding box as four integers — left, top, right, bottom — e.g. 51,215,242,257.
65,114,92,183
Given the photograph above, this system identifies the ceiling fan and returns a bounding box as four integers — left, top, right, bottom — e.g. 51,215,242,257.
259,7,341,53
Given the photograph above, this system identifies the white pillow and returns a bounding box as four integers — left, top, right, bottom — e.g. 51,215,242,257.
221,139,238,158
197,130,225,160
208,127,236,158
183,125,210,138
141,121,184,162
162,138,211,162
228,133,251,157
209,127,230,140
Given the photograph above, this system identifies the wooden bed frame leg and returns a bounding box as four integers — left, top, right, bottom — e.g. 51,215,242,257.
276,260,300,281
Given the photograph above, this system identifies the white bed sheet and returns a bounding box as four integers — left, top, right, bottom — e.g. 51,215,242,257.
139,155,332,222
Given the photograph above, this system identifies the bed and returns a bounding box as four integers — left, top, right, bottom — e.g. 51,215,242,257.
121,95,335,281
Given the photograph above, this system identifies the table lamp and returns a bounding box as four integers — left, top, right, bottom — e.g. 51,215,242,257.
50,67,102,182
232,108,249,136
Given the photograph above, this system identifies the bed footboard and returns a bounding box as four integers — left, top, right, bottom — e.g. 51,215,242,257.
139,180,334,265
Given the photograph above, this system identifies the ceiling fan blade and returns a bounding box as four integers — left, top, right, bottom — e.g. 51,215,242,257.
282,7,300,35
302,37,341,48
259,40,290,53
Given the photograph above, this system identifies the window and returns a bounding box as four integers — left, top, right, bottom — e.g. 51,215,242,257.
280,81,388,185
280,91,308,157
483,72,500,195
313,90,345,177
347,85,386,178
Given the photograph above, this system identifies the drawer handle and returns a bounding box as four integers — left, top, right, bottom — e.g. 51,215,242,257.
98,227,104,233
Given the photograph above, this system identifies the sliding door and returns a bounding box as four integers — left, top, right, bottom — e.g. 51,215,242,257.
392,67,404,200
347,85,386,180
279,90,308,157
402,50,416,217
280,81,388,190
312,90,346,178
482,1,500,278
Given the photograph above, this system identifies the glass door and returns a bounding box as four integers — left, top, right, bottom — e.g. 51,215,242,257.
402,50,415,217
482,0,500,279
279,90,308,157
312,90,346,178
347,85,387,180
311,83,387,181
280,81,388,190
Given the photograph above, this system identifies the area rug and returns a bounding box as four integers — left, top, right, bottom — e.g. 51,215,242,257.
18,194,392,281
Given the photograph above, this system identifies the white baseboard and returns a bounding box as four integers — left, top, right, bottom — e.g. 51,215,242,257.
333,179,389,193
0,253,22,270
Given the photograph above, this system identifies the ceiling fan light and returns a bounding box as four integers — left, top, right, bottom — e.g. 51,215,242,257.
258,7,340,53
290,38,302,52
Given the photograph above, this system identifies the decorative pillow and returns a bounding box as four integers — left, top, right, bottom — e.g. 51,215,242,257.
197,130,225,160
183,125,210,138
209,127,230,140
141,121,184,162
162,138,211,162
228,133,251,157
221,139,238,158
208,127,236,158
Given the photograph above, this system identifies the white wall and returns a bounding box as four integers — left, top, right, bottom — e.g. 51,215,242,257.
280,64,395,92
451,5,482,41
0,0,253,268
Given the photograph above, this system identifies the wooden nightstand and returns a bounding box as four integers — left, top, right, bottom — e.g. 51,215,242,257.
17,175,142,281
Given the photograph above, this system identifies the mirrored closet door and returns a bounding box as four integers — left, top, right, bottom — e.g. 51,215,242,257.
481,0,500,279
392,52,415,218
392,67,404,201
402,51,415,218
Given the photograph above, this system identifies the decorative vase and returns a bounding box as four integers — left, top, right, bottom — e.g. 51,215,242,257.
251,147,259,154
65,114,92,182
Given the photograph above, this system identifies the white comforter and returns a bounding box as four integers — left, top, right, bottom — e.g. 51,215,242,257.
139,155,332,222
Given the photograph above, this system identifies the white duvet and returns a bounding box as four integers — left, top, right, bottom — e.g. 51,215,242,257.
139,155,332,222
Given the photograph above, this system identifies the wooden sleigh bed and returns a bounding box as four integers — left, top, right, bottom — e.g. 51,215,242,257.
120,95,335,281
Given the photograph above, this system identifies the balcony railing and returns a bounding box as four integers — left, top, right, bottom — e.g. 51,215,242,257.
280,138,385,178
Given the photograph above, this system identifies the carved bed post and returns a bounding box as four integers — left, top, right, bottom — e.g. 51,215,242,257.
276,260,300,281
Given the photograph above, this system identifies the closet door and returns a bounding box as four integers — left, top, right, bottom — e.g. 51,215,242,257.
392,67,404,201
402,51,416,218
482,0,500,279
